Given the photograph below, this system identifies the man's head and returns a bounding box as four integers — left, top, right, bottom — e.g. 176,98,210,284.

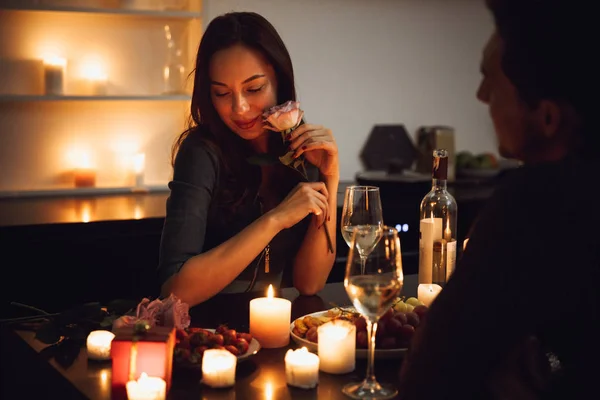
478,0,596,163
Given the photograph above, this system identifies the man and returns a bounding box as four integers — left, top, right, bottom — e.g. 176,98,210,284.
398,1,598,399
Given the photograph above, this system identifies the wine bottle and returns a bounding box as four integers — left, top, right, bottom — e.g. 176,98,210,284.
418,149,458,286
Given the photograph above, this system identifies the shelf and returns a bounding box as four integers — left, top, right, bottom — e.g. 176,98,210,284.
0,4,202,18
0,94,191,102
0,185,170,199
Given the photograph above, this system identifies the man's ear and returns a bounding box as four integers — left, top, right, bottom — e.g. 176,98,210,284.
536,100,561,139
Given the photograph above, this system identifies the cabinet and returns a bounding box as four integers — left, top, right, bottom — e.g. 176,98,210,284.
0,0,203,197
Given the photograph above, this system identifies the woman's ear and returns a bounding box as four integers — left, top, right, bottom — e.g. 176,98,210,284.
536,100,562,139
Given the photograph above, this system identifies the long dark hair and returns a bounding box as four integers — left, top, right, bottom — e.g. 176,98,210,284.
486,0,597,150
171,11,298,210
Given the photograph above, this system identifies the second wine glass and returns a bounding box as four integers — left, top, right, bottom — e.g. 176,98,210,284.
344,226,404,399
341,185,384,273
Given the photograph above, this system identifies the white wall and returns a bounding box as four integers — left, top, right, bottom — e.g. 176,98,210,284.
204,0,496,181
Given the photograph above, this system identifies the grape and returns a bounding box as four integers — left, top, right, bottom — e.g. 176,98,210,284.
223,330,237,345
225,345,239,356
234,338,249,354
399,324,415,344
394,301,408,313
386,316,403,335
237,332,253,343
216,324,229,335
406,297,423,307
405,312,420,328
413,305,428,321
210,333,224,346
381,308,394,322
393,312,408,325
356,331,368,348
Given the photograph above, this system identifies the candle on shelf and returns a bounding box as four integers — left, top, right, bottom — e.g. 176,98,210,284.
43,56,66,95
74,168,97,187
249,284,291,348
285,347,319,389
126,372,166,400
317,320,355,374
201,349,237,388
87,330,115,361
418,283,442,307
419,217,442,283
133,153,145,188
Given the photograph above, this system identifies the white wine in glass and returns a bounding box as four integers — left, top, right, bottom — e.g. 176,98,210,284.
341,186,384,272
344,226,404,399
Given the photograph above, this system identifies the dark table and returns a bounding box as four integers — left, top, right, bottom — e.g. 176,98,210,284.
1,275,419,400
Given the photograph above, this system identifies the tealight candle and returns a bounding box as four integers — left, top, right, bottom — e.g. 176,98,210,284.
43,56,66,95
317,320,355,374
285,347,319,389
418,283,442,307
125,372,166,400
201,349,237,388
86,330,115,361
249,284,291,348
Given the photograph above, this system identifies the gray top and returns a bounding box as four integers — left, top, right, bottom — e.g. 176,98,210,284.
157,131,318,294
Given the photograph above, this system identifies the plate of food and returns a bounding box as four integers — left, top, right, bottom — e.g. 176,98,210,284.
290,298,429,359
174,325,260,368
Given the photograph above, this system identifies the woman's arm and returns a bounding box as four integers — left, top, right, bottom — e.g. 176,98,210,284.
286,123,340,295
292,172,338,295
162,212,281,306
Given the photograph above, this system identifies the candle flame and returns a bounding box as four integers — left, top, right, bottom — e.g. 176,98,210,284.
43,55,67,67
138,372,149,381
267,284,274,299
133,153,145,174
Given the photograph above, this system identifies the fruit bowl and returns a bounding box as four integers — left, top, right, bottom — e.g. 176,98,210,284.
173,326,261,368
289,298,428,359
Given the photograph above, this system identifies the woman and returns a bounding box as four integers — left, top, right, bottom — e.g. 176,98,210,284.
157,11,338,307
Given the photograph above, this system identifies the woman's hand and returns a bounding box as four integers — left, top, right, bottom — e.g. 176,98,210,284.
287,124,339,177
269,182,329,230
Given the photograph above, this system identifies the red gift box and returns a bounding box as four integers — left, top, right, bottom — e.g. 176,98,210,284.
110,326,175,400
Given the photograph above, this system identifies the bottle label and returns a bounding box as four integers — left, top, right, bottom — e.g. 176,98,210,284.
446,240,457,280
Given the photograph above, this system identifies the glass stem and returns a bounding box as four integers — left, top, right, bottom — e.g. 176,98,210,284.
365,319,378,386
359,254,367,275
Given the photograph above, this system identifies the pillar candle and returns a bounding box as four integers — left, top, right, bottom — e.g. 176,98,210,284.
419,217,442,283
133,153,145,187
43,56,66,95
87,330,115,361
285,347,319,389
317,320,355,374
201,349,237,388
249,284,291,348
418,283,442,307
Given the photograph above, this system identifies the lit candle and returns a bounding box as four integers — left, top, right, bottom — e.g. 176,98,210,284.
133,153,145,188
419,217,442,283
86,330,115,361
317,320,355,374
418,283,442,307
74,168,97,187
285,347,319,389
43,56,66,95
249,284,291,348
125,372,166,400
201,349,237,388
463,238,469,250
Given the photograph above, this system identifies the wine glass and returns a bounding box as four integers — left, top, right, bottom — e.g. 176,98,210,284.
341,185,384,273
344,226,404,399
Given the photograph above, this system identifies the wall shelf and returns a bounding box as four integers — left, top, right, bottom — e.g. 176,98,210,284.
0,94,191,102
0,4,202,18
0,184,169,199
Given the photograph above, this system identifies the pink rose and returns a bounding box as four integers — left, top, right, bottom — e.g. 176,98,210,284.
263,100,304,132
111,294,191,332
